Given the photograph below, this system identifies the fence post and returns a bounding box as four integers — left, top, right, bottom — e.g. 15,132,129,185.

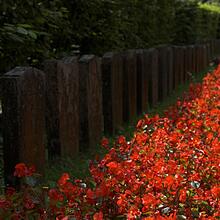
210,40,215,58
57,57,79,157
102,52,123,134
192,45,196,74
43,60,61,158
1,67,46,186
206,42,211,63
144,48,159,107
122,50,137,123
202,44,208,70
185,46,191,82
216,39,220,56
157,47,168,101
195,45,202,74
136,49,148,115
173,46,181,89
79,55,103,149
167,47,173,95
182,46,187,83
180,47,185,84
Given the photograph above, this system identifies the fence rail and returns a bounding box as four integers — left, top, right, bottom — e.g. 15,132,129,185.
1,39,220,186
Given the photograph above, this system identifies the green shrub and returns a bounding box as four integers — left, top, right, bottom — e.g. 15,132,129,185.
1,0,220,74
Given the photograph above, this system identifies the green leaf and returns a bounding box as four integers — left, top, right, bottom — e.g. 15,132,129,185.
17,27,28,35
7,33,24,43
28,31,37,39
18,24,32,29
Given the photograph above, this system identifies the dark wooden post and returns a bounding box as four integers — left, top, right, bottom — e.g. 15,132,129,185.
43,60,61,158
202,44,207,70
1,67,46,186
179,47,185,84
210,40,215,59
136,49,148,115
167,47,173,95
199,45,205,72
79,55,103,149
195,45,201,74
210,40,215,58
122,50,137,122
157,47,168,101
206,42,211,63
57,57,79,157
173,46,181,89
144,48,159,107
217,39,220,56
102,52,123,134
185,46,191,82
192,45,196,74
183,47,187,82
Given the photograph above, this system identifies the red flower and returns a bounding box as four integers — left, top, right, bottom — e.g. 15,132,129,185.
14,163,35,177
24,197,35,209
5,187,16,197
117,135,126,145
179,188,187,203
48,189,64,202
106,161,118,169
101,137,109,149
211,186,220,198
93,211,103,220
58,173,70,187
86,189,95,200
95,182,110,198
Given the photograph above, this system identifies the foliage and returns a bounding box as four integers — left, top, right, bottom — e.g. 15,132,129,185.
1,0,220,74
1,65,220,219
199,2,220,13
0,0,74,73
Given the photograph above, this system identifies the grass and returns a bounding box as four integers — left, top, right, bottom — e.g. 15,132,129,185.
44,64,216,184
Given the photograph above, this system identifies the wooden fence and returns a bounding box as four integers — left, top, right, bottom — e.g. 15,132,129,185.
1,39,220,186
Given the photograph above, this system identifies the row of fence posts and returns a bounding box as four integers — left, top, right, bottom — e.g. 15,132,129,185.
1,39,220,186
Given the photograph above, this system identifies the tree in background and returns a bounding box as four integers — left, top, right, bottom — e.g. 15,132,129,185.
0,0,74,73
0,0,219,74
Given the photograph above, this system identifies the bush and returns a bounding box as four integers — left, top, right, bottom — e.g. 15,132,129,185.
0,0,74,73
1,0,220,74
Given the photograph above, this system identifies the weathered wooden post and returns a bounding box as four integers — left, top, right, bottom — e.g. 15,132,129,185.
43,60,61,158
216,39,220,56
167,47,174,95
202,44,208,70
192,45,196,74
144,48,159,107
185,46,192,81
136,49,148,115
79,55,103,149
179,47,185,84
210,39,215,59
1,67,46,186
206,42,211,63
200,45,205,72
57,57,79,157
44,58,80,158
181,46,187,83
102,52,123,134
122,50,137,122
195,45,201,74
157,47,168,101
173,46,181,89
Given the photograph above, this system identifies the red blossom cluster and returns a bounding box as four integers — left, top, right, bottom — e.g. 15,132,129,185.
1,65,220,219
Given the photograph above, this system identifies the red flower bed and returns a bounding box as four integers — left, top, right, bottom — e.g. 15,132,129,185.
1,66,220,219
